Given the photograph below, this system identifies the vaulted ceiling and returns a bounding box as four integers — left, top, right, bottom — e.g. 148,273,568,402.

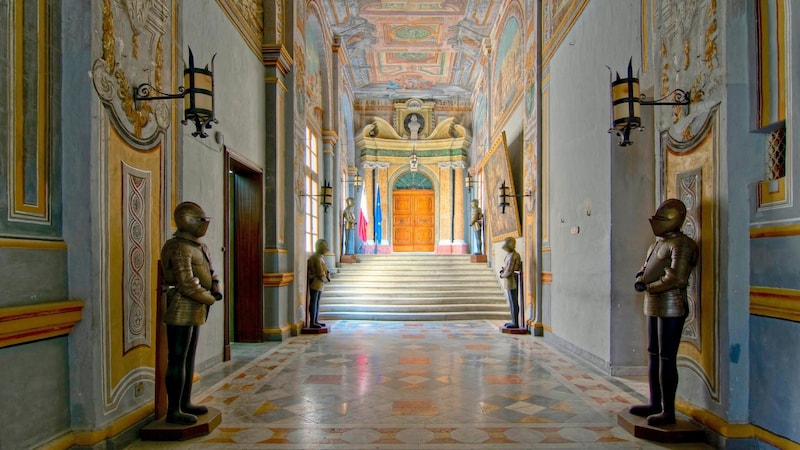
318,1,504,100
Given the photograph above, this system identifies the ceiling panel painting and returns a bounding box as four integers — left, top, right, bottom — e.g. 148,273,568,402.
320,0,504,99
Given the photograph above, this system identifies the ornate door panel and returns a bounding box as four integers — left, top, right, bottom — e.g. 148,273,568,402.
660,107,719,400
393,190,435,252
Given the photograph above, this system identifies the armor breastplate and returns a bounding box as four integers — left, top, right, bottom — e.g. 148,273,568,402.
161,234,216,326
641,233,698,318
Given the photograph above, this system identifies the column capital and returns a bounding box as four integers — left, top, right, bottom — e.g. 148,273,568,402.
363,161,390,169
322,130,339,146
262,44,293,75
438,161,466,169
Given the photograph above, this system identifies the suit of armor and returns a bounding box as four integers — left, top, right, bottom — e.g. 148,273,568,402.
343,198,356,255
160,202,222,425
631,199,698,427
307,239,330,328
469,199,484,255
499,237,522,328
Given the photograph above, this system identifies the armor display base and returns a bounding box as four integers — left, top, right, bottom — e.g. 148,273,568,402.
341,254,357,263
302,325,329,334
140,407,221,441
617,409,704,443
470,254,487,263
500,325,529,335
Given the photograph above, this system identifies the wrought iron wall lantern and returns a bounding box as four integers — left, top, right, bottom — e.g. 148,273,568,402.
133,47,218,138
299,179,333,212
499,181,531,214
465,173,483,192
344,174,363,191
609,59,690,146
409,146,419,172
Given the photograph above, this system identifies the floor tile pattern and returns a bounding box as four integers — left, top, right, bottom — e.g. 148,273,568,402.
127,321,713,449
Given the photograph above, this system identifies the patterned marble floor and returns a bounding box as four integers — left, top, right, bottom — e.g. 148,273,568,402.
127,321,713,449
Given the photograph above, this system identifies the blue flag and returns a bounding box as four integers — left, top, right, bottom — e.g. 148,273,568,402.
375,186,382,244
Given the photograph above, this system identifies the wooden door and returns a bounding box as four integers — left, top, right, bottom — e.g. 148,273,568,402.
393,190,435,252
225,151,264,346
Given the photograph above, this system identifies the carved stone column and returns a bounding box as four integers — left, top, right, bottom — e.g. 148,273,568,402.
437,162,453,253
453,163,467,253
262,0,296,339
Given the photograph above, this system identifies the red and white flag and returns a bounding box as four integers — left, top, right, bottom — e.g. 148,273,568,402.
357,187,369,242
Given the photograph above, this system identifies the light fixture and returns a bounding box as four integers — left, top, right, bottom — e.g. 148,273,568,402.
344,174,362,191
409,145,419,172
609,58,690,146
320,180,332,212
466,174,483,192
133,47,218,138
299,179,333,212
498,181,531,214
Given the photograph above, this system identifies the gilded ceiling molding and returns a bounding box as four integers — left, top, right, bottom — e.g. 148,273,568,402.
216,0,264,59
91,0,170,147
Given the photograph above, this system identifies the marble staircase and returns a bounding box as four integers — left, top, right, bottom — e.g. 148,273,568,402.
319,254,509,321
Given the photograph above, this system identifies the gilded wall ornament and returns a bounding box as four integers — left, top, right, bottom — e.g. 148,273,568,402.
92,0,171,146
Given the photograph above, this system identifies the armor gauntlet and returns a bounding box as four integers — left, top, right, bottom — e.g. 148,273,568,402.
173,254,217,306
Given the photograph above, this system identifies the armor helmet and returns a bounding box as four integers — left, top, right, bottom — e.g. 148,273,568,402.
315,239,329,255
471,199,480,208
649,198,686,237
501,237,516,252
346,197,355,207
174,202,211,238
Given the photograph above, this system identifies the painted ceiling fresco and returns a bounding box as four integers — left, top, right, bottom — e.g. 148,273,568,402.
320,0,503,99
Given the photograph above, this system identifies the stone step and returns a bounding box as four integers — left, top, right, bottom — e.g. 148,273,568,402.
320,296,506,304
321,302,507,312
319,254,504,322
317,311,509,321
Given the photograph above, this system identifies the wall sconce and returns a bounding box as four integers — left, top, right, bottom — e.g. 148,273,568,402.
300,179,333,212
609,58,690,146
344,174,363,191
133,47,218,138
499,181,531,214
465,174,483,192
409,146,419,172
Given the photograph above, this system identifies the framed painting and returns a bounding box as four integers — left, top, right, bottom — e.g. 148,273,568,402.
480,132,521,242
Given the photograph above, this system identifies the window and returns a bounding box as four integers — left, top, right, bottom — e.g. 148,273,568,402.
766,125,786,180
305,127,320,252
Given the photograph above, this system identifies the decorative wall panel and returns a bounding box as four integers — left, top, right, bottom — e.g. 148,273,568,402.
661,107,720,400
122,163,151,353
1,0,62,237
92,0,171,147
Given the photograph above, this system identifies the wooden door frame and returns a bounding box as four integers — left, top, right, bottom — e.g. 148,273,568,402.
223,149,264,358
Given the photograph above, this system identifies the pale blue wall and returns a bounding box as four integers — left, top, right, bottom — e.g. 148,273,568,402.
749,316,800,443
0,338,71,450
180,1,267,369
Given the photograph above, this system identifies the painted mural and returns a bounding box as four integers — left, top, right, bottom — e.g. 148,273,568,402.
318,0,504,98
305,20,324,110
481,133,521,242
492,13,524,135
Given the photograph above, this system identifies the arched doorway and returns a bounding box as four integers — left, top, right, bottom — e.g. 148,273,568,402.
393,172,435,252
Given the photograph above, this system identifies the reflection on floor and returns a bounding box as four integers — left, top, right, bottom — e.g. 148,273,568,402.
126,321,713,449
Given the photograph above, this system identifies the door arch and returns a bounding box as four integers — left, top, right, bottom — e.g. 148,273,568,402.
392,171,436,252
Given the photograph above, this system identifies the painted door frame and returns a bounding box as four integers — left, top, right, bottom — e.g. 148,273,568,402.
224,149,264,355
